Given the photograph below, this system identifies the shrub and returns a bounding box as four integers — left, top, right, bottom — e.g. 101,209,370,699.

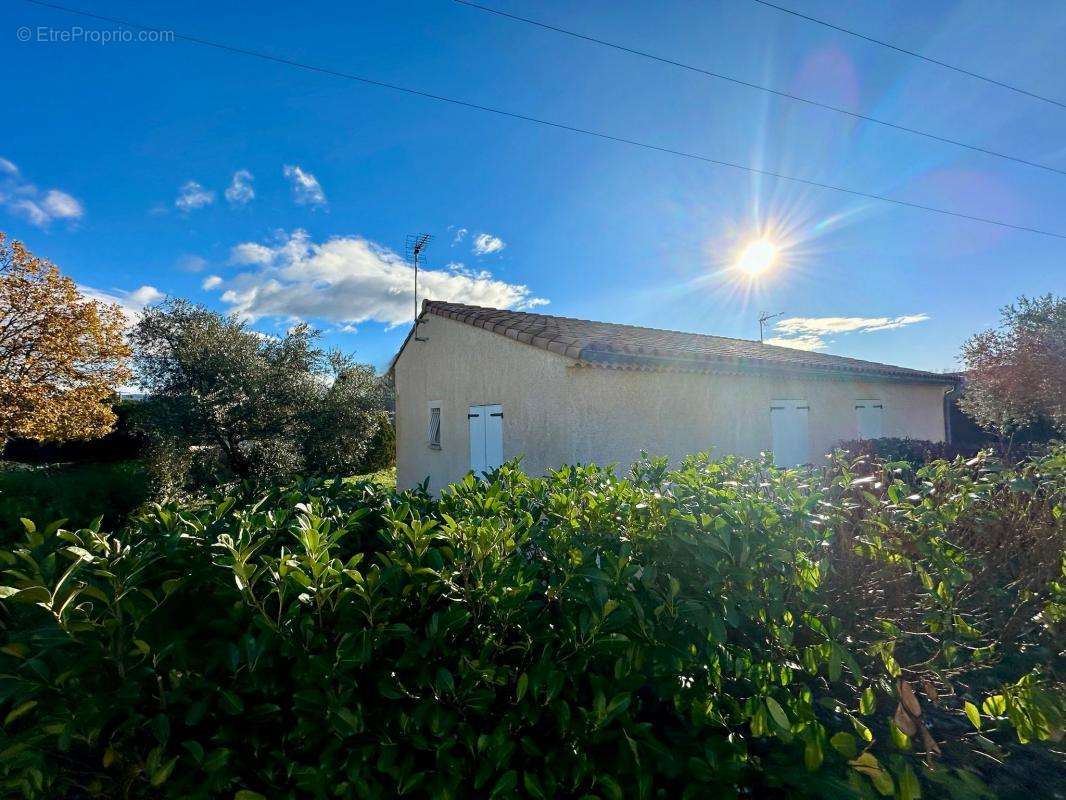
837,437,966,465
0,450,1062,798
2,399,146,464
359,413,396,474
0,460,149,544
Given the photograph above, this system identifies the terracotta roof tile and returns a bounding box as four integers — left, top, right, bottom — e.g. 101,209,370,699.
420,301,955,384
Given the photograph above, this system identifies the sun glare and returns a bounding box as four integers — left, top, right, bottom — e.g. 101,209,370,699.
736,238,779,276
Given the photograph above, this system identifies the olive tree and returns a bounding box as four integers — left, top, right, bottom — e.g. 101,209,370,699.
131,300,391,491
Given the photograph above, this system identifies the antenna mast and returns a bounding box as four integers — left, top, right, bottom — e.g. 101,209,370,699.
406,233,433,341
758,311,784,343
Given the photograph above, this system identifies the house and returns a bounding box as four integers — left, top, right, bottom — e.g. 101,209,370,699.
391,301,957,492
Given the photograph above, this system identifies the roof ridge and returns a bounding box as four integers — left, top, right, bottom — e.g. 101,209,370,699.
419,301,955,384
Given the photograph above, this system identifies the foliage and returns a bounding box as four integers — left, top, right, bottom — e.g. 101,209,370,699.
959,294,1066,443
360,415,396,475
131,301,393,492
0,233,131,445
0,449,1063,799
0,460,149,544
3,400,146,465
837,437,968,466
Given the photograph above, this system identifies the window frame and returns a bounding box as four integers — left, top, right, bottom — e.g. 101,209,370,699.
427,401,442,450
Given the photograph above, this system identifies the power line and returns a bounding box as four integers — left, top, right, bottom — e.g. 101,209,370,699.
21,0,1066,241
750,0,1066,110
453,0,1066,177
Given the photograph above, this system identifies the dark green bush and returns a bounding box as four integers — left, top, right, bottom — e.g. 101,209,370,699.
0,460,149,544
0,450,1062,798
836,437,967,465
360,414,396,474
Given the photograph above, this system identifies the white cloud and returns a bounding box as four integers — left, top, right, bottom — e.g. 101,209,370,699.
79,284,163,327
764,334,829,351
0,156,85,228
862,314,931,331
175,180,215,211
177,254,207,272
230,241,277,265
283,165,327,207
201,275,223,290
774,315,931,336
224,169,255,205
451,227,468,245
472,232,506,256
518,297,551,310
213,229,546,328
11,200,49,227
767,314,930,350
40,189,83,220
128,285,164,306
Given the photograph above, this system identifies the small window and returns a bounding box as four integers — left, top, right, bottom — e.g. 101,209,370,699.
427,402,442,449
855,400,883,439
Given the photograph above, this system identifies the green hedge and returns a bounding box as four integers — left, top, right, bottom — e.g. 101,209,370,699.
0,460,149,544
0,450,1062,798
836,437,966,465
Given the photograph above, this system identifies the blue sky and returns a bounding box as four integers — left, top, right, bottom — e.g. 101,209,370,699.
3,0,1065,372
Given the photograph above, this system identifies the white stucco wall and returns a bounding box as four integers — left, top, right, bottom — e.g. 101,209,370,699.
394,315,951,493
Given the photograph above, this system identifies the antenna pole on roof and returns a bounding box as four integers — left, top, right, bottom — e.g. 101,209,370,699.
406,233,433,341
758,311,784,344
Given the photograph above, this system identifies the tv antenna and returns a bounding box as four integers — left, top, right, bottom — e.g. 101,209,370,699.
758,311,784,343
406,233,432,341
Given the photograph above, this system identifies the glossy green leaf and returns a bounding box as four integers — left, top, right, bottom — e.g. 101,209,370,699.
964,701,981,730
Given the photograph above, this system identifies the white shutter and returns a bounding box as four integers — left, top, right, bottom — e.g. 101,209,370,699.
484,405,503,471
794,405,809,464
855,402,883,439
468,406,486,474
468,404,504,475
770,401,810,466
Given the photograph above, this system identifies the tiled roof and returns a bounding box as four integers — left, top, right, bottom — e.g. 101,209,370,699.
417,301,956,384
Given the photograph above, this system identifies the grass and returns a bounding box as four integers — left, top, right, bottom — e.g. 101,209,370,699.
344,465,396,489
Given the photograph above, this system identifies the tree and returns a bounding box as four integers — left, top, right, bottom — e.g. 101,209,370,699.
959,294,1065,447
131,300,392,489
0,233,131,446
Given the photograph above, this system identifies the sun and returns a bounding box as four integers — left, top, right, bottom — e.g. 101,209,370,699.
736,238,780,276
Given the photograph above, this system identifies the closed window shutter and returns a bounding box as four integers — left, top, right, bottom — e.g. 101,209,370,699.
468,407,485,474
484,405,503,471
468,404,503,475
856,401,883,439
770,400,810,466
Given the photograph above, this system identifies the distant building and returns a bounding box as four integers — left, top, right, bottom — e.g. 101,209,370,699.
391,302,958,493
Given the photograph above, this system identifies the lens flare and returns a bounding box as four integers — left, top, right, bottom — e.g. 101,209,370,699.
736,239,779,276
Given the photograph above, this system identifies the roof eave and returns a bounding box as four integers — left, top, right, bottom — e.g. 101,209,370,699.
387,301,433,376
